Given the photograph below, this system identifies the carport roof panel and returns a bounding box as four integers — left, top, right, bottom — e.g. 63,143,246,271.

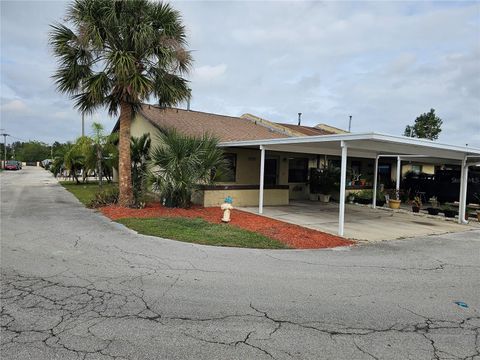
219,132,480,161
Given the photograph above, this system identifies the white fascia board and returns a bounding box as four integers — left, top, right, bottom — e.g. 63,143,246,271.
219,132,480,158
218,132,373,147
369,133,480,155
264,144,376,159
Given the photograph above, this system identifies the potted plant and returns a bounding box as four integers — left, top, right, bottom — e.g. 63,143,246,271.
309,165,340,203
348,193,355,204
376,191,386,207
308,168,321,201
355,189,373,205
388,189,401,209
426,196,440,215
442,205,458,218
411,196,422,213
364,174,374,187
474,193,480,222
351,170,361,186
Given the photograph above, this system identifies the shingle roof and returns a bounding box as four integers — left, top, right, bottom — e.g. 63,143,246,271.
138,105,289,141
277,123,335,136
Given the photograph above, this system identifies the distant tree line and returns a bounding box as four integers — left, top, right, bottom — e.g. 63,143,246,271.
1,141,52,162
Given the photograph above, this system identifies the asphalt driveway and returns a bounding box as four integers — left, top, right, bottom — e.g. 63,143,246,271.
1,167,479,360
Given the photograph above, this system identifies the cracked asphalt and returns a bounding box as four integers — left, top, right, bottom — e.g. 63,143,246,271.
1,167,479,360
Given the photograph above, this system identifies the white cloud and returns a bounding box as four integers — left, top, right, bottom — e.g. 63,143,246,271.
0,99,28,113
192,64,227,82
52,111,70,119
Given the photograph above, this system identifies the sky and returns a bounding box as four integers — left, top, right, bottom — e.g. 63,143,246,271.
1,0,479,147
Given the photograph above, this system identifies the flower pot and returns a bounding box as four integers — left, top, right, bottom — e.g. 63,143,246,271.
376,199,386,207
319,194,331,203
426,207,440,216
443,209,457,218
356,198,371,205
389,199,401,209
412,206,420,213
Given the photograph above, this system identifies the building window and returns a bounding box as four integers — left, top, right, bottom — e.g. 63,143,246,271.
215,153,236,182
288,158,309,183
411,164,423,174
329,159,341,169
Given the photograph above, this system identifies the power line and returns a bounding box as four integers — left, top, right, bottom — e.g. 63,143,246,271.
1,133,10,168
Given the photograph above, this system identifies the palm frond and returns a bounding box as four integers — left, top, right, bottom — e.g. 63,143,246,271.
149,128,227,208
51,0,192,114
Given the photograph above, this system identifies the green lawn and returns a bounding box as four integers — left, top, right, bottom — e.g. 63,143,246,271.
60,181,117,206
117,217,288,249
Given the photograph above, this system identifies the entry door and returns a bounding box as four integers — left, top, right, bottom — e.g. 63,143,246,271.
378,163,392,187
264,158,278,185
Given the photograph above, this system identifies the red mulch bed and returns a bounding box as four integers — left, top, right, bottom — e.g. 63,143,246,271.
100,203,354,249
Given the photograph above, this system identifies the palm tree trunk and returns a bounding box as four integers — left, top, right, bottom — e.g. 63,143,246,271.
118,101,133,206
97,146,103,188
72,169,79,184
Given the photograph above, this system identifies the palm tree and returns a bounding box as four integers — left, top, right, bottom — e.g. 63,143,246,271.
50,142,73,177
88,122,118,186
150,129,229,208
50,0,192,206
64,138,89,183
131,134,151,203
90,122,105,186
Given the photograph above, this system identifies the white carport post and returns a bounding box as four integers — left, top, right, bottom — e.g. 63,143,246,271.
338,141,348,236
258,145,265,214
396,156,401,194
458,156,469,224
372,155,379,208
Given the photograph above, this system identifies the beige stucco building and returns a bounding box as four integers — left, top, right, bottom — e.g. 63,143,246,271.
113,105,437,207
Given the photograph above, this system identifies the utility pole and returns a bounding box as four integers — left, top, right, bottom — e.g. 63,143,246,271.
0,129,3,168
1,132,10,169
348,115,352,132
81,113,85,137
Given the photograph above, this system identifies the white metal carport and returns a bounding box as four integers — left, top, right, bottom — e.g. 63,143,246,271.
219,133,480,237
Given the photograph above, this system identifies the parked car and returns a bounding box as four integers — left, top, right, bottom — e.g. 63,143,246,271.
5,160,21,170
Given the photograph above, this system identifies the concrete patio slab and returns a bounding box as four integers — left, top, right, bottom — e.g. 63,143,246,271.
240,201,480,241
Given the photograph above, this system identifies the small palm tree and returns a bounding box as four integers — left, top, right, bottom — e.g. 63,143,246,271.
91,123,105,186
64,138,89,183
50,0,191,206
89,122,118,187
131,134,151,204
150,129,229,208
50,142,73,177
